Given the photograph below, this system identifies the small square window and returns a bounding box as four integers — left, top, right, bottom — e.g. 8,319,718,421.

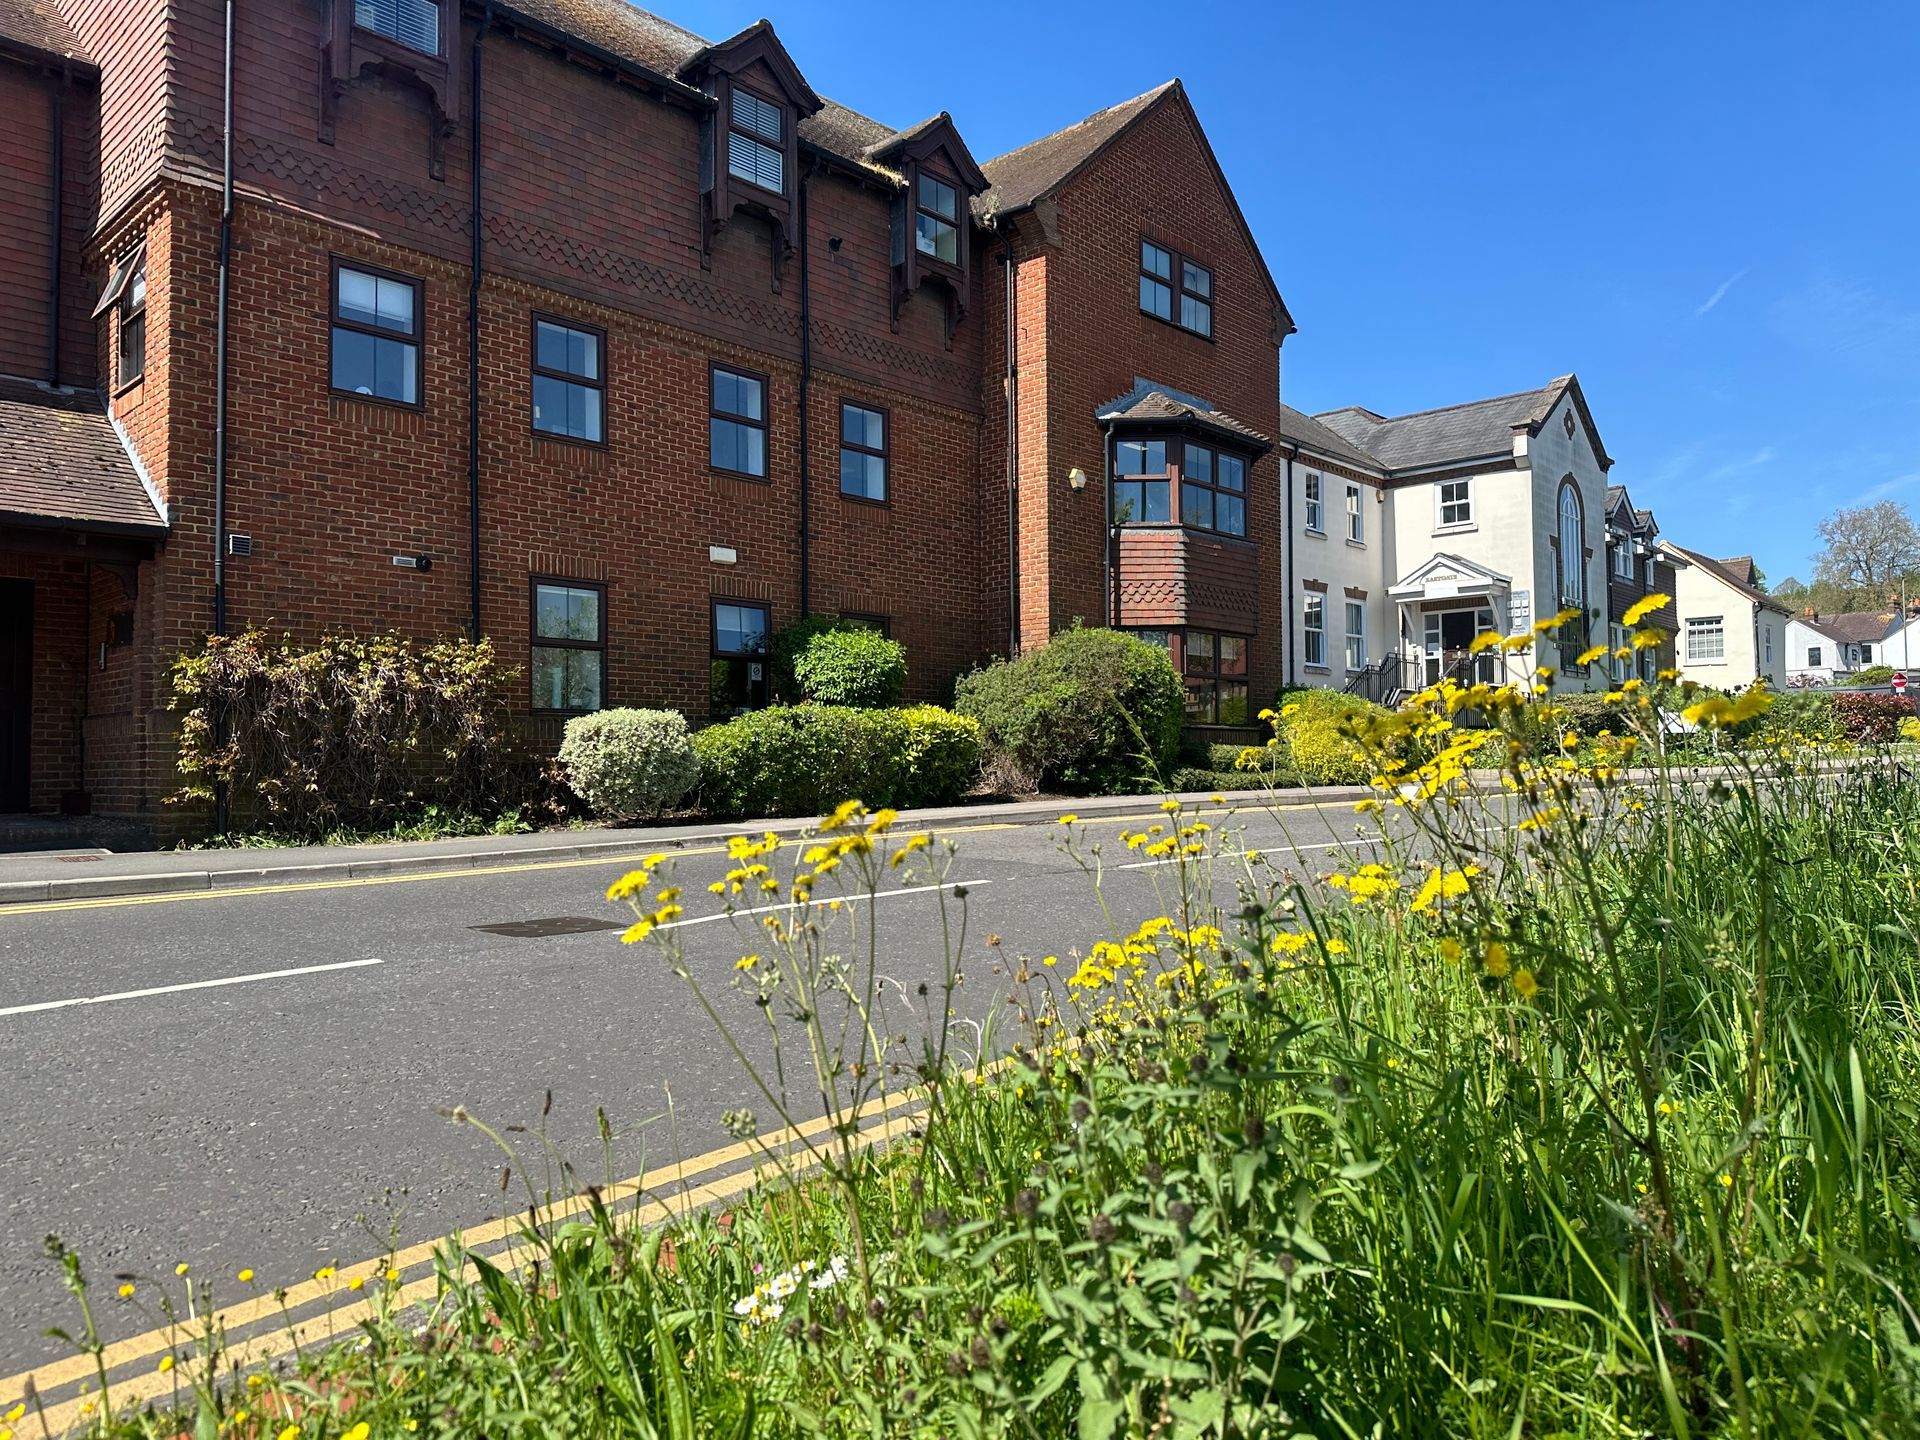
710,366,768,477
1112,437,1171,525
712,600,771,714
1175,442,1247,537
331,262,421,406
1182,629,1249,725
1438,479,1472,528
839,401,888,502
530,580,605,713
531,317,604,443
1138,240,1212,337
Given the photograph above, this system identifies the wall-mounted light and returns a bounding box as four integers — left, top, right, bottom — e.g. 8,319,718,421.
1067,467,1088,492
390,553,433,571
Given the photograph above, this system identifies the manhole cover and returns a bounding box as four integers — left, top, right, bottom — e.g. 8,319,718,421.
471,916,625,938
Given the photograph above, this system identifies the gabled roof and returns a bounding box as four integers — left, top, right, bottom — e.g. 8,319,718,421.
1800,611,1896,645
674,18,821,115
1605,483,1654,532
0,377,166,536
1275,402,1387,475
866,112,988,192
1097,380,1271,452
1317,375,1606,472
976,83,1174,218
497,0,886,172
0,0,91,65
1666,543,1791,615
1387,551,1512,600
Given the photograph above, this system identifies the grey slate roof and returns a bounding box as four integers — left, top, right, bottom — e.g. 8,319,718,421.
1275,402,1386,474
497,0,896,174
1667,544,1791,615
0,376,166,535
1098,380,1271,450
1315,377,1574,471
1804,611,1896,645
0,0,89,63
976,83,1175,219
1606,483,1654,531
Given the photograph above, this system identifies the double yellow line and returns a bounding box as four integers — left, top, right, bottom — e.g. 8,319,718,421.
1,1090,933,1433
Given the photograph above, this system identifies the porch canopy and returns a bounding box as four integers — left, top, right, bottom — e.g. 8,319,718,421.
0,375,167,541
1386,551,1513,612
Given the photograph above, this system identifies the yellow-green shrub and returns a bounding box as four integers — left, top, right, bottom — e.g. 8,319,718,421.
1280,688,1389,784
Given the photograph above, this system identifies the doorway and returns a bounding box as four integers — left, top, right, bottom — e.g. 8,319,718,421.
1422,605,1495,685
0,580,30,810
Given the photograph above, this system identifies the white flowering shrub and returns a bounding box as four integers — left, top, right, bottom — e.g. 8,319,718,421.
557,707,700,819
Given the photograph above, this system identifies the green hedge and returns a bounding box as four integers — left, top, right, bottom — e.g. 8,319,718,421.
693,704,982,818
1278,688,1390,785
954,628,1184,795
792,627,907,708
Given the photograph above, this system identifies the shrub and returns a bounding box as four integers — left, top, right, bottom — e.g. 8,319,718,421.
1832,691,1913,742
694,704,979,817
1742,687,1837,747
954,628,1184,794
557,708,700,819
1853,663,1896,686
768,616,875,701
1279,687,1389,785
792,627,907,708
170,628,532,838
893,704,984,808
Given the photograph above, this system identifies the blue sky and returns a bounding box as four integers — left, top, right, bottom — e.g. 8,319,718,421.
668,0,1918,586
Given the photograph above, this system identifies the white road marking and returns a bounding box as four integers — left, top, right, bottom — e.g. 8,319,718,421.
0,957,386,1018
656,880,991,931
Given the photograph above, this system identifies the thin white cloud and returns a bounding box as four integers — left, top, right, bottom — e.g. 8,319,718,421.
1701,446,1777,484
1845,471,1920,508
1692,268,1749,318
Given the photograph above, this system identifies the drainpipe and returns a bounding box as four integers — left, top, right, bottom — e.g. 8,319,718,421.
47,71,64,386
796,163,812,616
211,0,235,835
212,0,234,638
1282,441,1298,690
466,7,489,641
1100,420,1115,627
999,226,1019,656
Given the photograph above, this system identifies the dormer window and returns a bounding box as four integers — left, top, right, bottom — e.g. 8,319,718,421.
915,176,959,265
727,89,786,196
353,0,440,55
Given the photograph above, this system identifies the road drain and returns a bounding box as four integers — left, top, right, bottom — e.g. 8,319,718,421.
471,916,626,938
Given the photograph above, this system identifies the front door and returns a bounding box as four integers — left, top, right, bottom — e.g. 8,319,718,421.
1423,607,1494,685
0,580,30,810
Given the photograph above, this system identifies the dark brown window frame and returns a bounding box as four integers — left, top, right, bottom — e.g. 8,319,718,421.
1176,440,1247,538
709,361,770,480
838,399,890,505
116,258,147,393
710,596,773,714
528,575,608,716
1138,237,1214,341
912,172,961,270
329,256,424,411
838,611,891,636
1177,628,1251,726
530,313,607,447
725,81,789,200
1112,433,1252,538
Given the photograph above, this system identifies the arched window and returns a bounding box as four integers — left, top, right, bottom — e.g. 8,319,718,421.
1557,481,1584,607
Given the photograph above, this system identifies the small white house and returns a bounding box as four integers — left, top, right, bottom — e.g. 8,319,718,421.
1665,544,1788,688
1785,611,1892,683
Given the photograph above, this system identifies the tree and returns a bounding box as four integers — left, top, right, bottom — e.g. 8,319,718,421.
1812,500,1920,604
1771,575,1808,600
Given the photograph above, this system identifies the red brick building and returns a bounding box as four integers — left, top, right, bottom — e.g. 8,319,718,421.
0,0,1291,834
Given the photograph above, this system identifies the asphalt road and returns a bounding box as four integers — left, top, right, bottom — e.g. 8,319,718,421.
0,794,1399,1376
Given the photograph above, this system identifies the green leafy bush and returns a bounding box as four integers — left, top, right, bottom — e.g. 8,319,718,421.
1279,687,1389,784
694,704,979,817
1853,663,1896,686
170,629,532,838
792,627,907,708
1832,691,1912,742
954,628,1184,794
893,704,984,808
557,708,700,819
768,616,877,701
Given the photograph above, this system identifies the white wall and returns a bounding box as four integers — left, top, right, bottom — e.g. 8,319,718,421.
1784,618,1840,683
1288,457,1389,687
1671,555,1783,687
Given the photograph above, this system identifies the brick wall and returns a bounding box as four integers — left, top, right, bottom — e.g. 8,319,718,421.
0,55,97,386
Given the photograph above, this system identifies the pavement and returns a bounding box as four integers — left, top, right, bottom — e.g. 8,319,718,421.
0,786,1412,1392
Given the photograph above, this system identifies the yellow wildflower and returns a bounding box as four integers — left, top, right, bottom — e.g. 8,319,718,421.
1622,593,1671,625
1484,941,1511,978
1468,629,1504,654
1438,936,1463,963
157,1355,174,1373
1575,645,1609,667
174,1262,189,1277
117,1282,136,1299
1512,968,1539,999
237,1268,254,1283
1055,813,1078,825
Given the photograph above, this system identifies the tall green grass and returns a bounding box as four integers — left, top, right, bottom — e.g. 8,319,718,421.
30,729,1920,1438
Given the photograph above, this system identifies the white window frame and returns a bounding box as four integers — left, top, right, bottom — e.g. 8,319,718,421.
1613,539,1636,579
1345,484,1364,544
1685,615,1725,663
1345,601,1367,672
1303,473,1324,533
1436,478,1472,529
1303,592,1326,668
1608,622,1628,681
